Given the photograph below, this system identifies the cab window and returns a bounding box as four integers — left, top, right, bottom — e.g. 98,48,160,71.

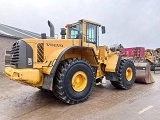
69,24,82,39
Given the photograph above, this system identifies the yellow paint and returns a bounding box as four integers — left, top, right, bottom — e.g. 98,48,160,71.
96,63,105,79
42,48,66,74
105,54,119,72
125,67,133,81
72,71,87,92
5,67,43,86
145,49,155,63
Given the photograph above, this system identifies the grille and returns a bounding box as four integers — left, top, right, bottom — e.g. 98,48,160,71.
10,41,20,67
37,43,44,62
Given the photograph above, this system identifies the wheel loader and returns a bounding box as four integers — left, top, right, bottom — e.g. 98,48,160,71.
5,19,136,104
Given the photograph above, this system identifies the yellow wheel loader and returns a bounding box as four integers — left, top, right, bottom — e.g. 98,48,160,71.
149,48,160,71
5,19,136,104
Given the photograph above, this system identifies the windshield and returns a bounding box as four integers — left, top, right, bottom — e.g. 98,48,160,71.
69,23,82,39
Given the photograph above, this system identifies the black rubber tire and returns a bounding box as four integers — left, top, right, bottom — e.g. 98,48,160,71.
110,59,136,90
53,58,95,104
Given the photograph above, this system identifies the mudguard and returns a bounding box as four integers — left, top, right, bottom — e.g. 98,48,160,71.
42,46,98,90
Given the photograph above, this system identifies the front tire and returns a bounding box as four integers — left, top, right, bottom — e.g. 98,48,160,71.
53,58,95,104
110,59,136,90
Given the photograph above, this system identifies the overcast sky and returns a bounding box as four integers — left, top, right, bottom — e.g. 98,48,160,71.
1,0,160,49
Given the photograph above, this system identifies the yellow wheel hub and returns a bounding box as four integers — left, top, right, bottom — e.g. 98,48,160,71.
72,71,87,92
126,67,133,81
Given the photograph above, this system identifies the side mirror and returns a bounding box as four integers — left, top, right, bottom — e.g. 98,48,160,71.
101,26,106,34
60,28,66,35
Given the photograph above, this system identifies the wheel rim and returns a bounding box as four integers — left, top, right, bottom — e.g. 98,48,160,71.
72,71,87,92
126,67,133,81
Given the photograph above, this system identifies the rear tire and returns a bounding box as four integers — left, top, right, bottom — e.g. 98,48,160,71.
110,59,136,90
53,58,95,104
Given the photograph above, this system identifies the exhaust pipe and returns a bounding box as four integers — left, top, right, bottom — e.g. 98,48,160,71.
48,20,55,38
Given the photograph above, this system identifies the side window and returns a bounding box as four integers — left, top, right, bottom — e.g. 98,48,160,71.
86,23,97,44
70,29,79,39
69,24,82,39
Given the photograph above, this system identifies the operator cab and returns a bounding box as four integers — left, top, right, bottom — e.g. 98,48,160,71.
61,19,105,46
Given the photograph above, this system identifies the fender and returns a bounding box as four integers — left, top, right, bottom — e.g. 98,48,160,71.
105,55,122,81
50,46,98,77
42,46,98,90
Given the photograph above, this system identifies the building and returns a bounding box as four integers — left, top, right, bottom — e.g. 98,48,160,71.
0,23,41,73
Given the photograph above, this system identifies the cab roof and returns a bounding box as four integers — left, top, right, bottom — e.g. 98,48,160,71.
79,19,101,26
66,19,101,27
